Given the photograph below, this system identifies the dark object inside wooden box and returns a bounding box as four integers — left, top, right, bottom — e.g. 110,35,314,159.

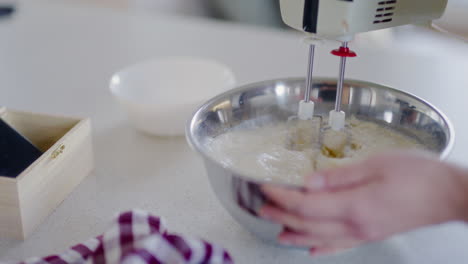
0,119,43,178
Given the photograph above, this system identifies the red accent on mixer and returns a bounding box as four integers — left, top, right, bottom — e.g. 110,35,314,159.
331,47,357,57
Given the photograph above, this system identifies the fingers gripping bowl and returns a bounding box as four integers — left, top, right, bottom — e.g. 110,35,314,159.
186,78,454,245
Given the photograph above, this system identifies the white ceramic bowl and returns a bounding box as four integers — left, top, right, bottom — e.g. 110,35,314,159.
110,57,236,136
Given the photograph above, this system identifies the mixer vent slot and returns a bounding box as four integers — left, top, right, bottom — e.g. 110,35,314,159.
374,0,397,24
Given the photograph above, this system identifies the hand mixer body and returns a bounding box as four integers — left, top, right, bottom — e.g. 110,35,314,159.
280,0,448,41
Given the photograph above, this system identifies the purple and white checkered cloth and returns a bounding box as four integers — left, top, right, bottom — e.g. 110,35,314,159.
18,210,233,264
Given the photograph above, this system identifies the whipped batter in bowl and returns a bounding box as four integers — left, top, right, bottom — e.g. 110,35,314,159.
206,117,425,186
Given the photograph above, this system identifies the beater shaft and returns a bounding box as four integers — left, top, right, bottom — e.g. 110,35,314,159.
335,42,348,112
304,44,315,103
329,42,357,131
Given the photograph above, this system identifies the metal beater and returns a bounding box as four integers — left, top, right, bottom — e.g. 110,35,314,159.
317,42,357,157
286,42,321,151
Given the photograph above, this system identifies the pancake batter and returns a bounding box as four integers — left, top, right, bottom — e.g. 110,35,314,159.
206,117,425,186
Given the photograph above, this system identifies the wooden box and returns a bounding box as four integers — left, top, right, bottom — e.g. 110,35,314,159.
0,107,94,239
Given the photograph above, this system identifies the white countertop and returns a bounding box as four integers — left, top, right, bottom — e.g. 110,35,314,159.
1,2,468,263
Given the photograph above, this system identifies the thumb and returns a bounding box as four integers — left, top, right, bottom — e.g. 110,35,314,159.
305,161,375,191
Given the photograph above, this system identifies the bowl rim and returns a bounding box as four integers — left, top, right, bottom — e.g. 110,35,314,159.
109,56,237,108
186,77,456,188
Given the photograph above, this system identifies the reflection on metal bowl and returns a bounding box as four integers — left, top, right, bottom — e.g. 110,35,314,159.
186,78,454,246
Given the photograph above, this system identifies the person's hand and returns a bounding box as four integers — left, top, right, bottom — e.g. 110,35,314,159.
259,151,468,256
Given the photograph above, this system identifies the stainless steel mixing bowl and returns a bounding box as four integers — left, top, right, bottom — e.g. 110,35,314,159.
186,78,454,245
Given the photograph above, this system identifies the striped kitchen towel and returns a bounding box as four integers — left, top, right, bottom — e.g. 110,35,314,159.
19,210,233,264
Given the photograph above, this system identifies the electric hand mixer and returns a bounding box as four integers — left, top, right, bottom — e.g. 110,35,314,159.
280,0,447,154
